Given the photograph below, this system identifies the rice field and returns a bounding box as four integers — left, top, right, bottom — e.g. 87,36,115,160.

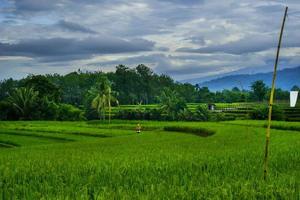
112,102,300,121
0,120,299,199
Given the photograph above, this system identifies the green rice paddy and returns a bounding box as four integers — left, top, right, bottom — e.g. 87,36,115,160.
0,120,299,199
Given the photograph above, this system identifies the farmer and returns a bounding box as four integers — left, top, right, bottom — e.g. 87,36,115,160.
136,123,141,134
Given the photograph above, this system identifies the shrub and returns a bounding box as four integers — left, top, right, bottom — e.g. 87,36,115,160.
177,108,192,121
114,108,162,120
209,112,236,121
37,98,59,120
115,109,137,120
0,101,18,120
163,126,215,137
250,105,285,121
57,104,86,121
193,106,210,121
144,108,162,120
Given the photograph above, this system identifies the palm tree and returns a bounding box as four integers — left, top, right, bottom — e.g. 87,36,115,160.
8,87,39,120
91,93,107,120
158,88,186,120
90,78,118,123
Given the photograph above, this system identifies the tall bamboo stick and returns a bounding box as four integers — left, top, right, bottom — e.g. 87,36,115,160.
264,6,288,180
108,87,111,125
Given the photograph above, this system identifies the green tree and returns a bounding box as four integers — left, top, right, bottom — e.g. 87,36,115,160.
291,85,300,91
158,88,186,120
0,101,17,120
176,83,197,103
113,65,139,104
23,75,61,102
89,77,118,122
196,87,214,103
0,78,18,101
136,64,154,104
273,88,289,101
251,80,268,101
7,87,39,120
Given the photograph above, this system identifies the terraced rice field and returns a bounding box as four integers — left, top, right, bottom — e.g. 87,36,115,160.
0,120,299,199
111,102,300,121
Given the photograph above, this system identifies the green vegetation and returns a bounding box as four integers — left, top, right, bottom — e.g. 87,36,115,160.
251,80,268,102
158,88,187,120
250,105,285,121
112,102,300,121
0,65,295,121
0,120,299,199
89,77,118,122
7,87,39,120
0,65,299,198
163,125,215,137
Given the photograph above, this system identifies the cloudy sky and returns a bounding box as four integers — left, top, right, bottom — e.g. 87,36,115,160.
0,0,300,81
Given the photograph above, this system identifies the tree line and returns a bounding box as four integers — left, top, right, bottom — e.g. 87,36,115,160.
0,64,297,121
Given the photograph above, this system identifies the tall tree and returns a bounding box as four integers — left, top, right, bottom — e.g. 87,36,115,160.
251,80,268,101
90,77,118,122
196,87,214,103
176,83,197,103
136,64,154,104
114,65,138,104
23,75,61,102
0,78,18,101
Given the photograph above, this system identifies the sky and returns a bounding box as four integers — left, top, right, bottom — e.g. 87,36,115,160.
0,0,300,81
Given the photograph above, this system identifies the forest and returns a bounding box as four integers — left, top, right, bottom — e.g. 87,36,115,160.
0,64,297,121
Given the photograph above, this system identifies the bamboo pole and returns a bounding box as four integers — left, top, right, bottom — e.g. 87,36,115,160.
264,6,288,180
108,87,111,125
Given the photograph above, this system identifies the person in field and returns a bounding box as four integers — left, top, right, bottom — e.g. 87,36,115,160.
136,123,141,133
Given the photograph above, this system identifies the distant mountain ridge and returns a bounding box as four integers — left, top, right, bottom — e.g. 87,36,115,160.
196,66,300,91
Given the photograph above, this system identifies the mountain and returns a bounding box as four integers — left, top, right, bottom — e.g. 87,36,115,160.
194,66,300,91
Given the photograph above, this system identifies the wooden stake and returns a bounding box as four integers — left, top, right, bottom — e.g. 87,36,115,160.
264,6,288,180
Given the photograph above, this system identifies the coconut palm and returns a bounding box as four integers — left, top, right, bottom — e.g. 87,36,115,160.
8,87,39,120
90,78,118,123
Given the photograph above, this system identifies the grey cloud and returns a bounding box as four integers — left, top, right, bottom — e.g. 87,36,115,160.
1,0,300,81
0,37,155,61
87,53,238,78
10,0,107,14
177,37,275,55
255,4,284,13
177,34,300,55
159,0,204,5
87,53,166,67
183,36,206,45
57,20,97,34
11,0,134,14
13,0,60,12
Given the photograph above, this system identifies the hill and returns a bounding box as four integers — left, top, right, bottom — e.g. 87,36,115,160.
191,66,300,91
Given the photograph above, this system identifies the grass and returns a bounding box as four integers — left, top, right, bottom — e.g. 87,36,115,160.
163,126,215,137
0,120,299,199
223,120,300,131
0,139,19,148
